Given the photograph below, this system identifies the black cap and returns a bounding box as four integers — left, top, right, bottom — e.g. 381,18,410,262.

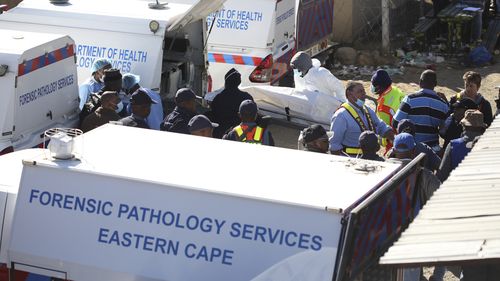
397,119,416,135
175,88,196,104
302,124,327,143
130,89,157,105
103,68,122,83
188,115,219,132
359,131,379,151
239,99,258,116
452,98,478,110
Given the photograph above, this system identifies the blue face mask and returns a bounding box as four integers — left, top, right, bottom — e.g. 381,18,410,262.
356,98,365,108
370,84,377,94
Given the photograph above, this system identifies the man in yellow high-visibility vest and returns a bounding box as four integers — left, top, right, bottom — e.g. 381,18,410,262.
370,69,406,152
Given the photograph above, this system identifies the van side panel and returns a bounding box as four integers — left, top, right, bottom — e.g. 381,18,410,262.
9,164,341,281
0,21,163,90
296,0,334,52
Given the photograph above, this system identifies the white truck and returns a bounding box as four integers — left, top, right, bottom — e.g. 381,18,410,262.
207,0,336,90
0,124,426,281
0,29,79,156
0,0,226,99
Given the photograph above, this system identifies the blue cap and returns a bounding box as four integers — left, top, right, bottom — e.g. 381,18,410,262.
393,133,416,153
188,115,219,132
91,59,111,73
371,69,392,88
122,73,140,91
239,99,258,116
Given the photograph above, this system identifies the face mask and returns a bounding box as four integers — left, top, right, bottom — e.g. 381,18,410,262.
370,84,377,94
115,101,124,113
293,69,301,78
355,98,365,108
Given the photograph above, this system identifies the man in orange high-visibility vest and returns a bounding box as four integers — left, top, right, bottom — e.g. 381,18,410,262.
371,69,405,152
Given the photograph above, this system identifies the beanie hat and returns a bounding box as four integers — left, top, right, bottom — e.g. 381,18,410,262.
371,69,392,88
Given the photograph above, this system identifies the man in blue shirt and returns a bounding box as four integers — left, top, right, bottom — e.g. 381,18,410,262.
393,70,449,153
79,59,111,110
329,81,394,156
122,73,164,130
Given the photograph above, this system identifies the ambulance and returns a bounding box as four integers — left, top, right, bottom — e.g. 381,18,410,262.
0,0,226,99
0,29,79,156
207,0,336,91
0,124,426,281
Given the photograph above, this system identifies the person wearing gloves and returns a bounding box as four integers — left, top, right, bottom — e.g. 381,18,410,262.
79,58,111,110
290,51,346,108
122,73,164,130
370,69,405,152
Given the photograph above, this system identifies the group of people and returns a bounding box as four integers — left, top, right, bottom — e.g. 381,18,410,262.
77,59,275,145
298,66,497,281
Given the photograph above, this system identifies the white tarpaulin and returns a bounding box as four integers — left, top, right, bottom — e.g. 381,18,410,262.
241,85,344,127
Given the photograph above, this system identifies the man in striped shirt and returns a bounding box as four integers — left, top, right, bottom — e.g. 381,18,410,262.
392,70,449,153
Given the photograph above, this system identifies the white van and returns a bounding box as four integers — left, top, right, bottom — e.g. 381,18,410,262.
0,29,79,155
0,124,425,281
0,0,225,99
207,0,335,91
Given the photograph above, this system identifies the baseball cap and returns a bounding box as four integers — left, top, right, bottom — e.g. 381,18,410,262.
359,131,380,151
175,88,196,104
452,98,478,110
130,89,157,105
188,115,219,132
302,124,327,143
397,119,416,135
239,100,258,116
393,133,416,153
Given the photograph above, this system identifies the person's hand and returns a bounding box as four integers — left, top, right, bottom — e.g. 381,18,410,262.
384,129,395,141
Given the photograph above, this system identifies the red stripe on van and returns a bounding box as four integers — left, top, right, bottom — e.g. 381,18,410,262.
233,55,244,65
17,44,75,77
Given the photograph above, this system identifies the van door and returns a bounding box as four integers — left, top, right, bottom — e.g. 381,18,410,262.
168,0,227,32
14,39,78,145
272,0,295,84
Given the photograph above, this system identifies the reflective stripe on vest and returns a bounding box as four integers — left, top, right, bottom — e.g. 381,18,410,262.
341,103,375,132
343,147,362,155
235,125,264,144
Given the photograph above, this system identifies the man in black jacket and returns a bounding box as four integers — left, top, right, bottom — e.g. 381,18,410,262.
161,88,197,134
211,68,254,138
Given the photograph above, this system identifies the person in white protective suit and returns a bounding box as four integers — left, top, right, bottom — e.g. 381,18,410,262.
290,51,346,107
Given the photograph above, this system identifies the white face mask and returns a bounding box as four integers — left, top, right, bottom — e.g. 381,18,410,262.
115,101,124,113
293,69,301,77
